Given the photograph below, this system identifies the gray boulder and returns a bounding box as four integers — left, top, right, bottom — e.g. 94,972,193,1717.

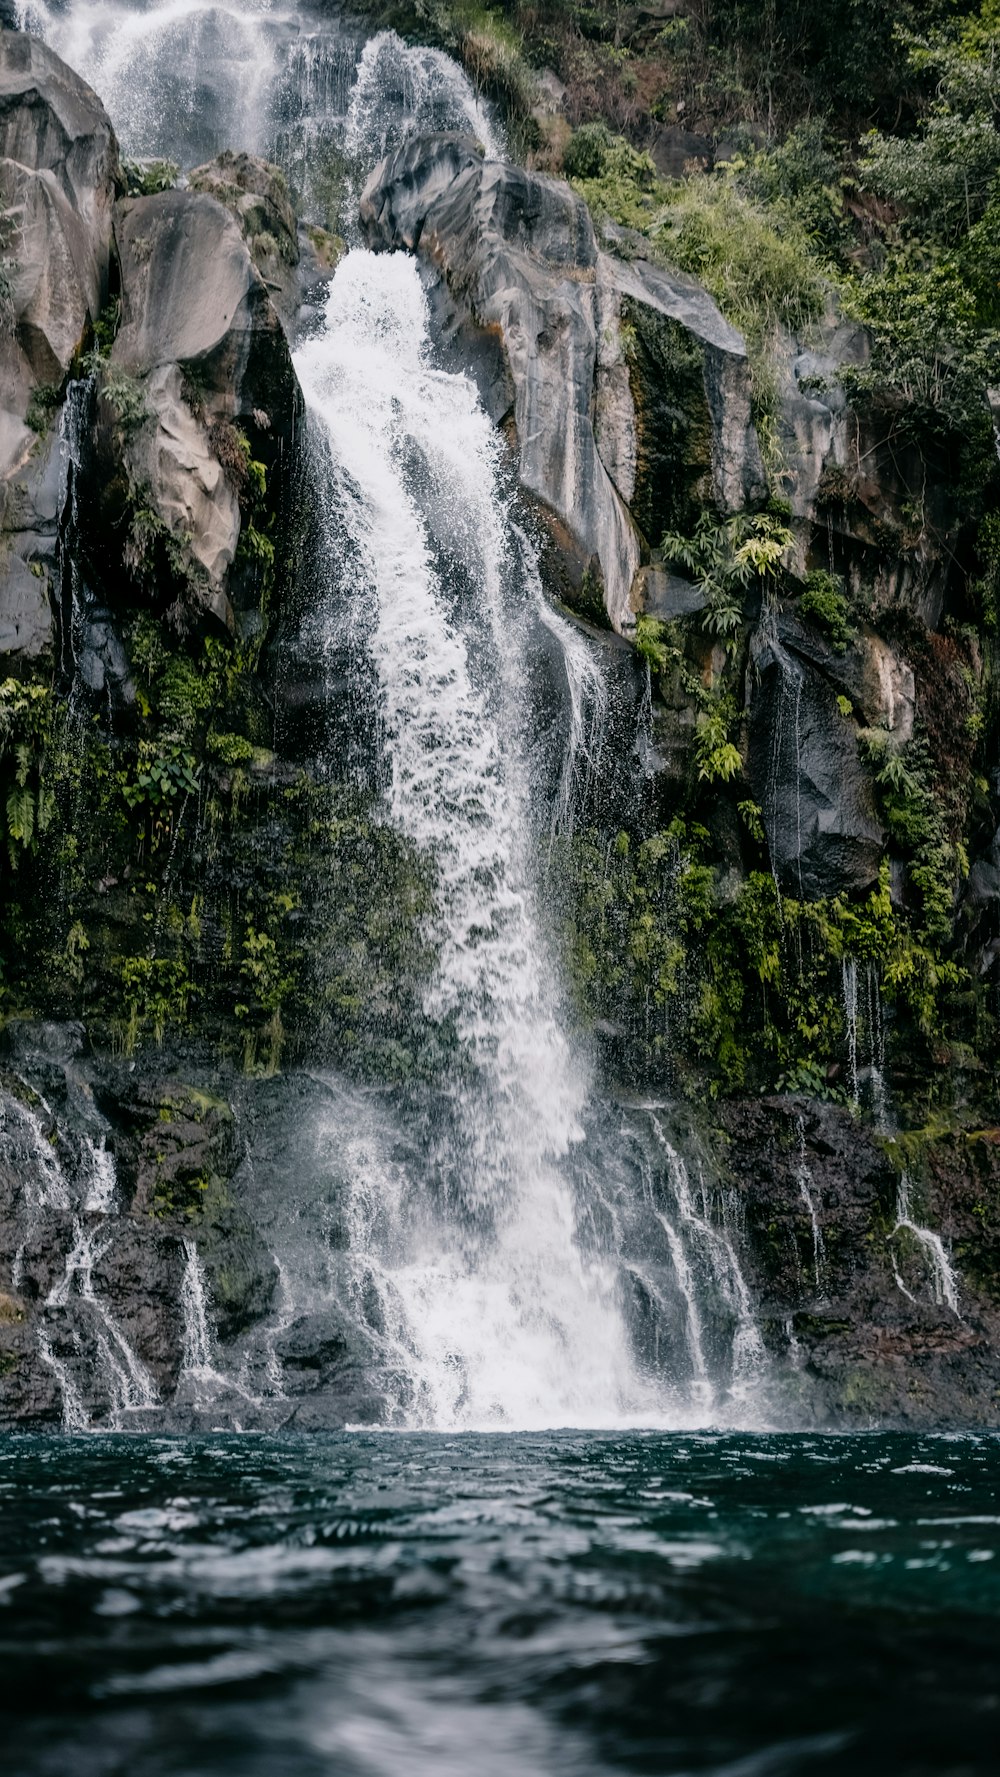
0,28,121,668
775,317,954,628
188,150,302,327
601,223,766,528
107,186,301,630
362,134,641,630
361,134,765,633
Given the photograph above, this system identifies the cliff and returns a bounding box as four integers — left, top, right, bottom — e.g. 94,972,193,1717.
1,15,1000,1431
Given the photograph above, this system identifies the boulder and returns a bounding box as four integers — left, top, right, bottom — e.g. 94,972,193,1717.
0,28,121,668
360,135,638,628
777,604,915,740
361,133,765,633
602,224,765,531
106,186,301,630
748,608,885,897
188,150,301,327
723,1096,1000,1429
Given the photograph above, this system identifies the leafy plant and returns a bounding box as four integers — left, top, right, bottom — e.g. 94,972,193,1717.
124,158,180,197
661,510,792,642
798,569,852,652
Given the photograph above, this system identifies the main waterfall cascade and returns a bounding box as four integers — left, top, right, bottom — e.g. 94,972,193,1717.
15,0,770,1430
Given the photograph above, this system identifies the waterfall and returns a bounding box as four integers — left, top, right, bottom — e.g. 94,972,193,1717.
795,1116,825,1289
295,249,657,1430
17,0,291,163
841,958,859,1106
345,28,503,165
516,525,610,844
893,1174,960,1316
82,1135,117,1215
648,1116,765,1398
865,961,889,1129
19,1,775,1431
46,1218,159,1418
19,2,501,180
0,1090,69,1213
179,1237,229,1397
37,1330,91,1431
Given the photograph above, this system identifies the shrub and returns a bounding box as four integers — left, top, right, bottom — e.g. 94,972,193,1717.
798,569,852,652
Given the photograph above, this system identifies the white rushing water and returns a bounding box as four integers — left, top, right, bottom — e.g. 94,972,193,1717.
893,1173,961,1317
179,1238,220,1388
841,958,859,1107
18,0,501,180
0,1092,70,1213
47,1218,159,1420
296,251,658,1429
647,1115,765,1406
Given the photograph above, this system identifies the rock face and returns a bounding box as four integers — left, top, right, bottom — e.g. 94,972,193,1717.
188,150,302,326
747,608,887,897
104,184,301,631
775,318,955,629
0,1025,280,1430
0,27,121,672
727,1097,1000,1429
361,133,763,632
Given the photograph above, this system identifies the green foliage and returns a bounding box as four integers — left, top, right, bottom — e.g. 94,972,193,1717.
694,700,742,783
859,728,967,952
728,121,851,262
121,747,200,812
798,569,852,652
25,383,61,436
116,955,193,1054
634,612,677,677
862,9,1000,248
661,509,792,643
563,814,967,1094
654,174,829,346
97,366,149,432
123,158,180,196
841,259,998,447
567,125,664,231
0,681,55,867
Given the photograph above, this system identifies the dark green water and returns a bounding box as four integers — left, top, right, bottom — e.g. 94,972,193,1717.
2,1432,998,1775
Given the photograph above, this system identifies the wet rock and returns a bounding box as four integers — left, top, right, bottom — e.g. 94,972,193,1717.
188,150,301,327
775,317,955,627
635,564,706,621
361,133,642,630
105,1076,276,1340
724,1097,1000,1429
0,28,121,666
361,134,765,632
603,227,765,529
747,609,884,897
108,184,302,630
